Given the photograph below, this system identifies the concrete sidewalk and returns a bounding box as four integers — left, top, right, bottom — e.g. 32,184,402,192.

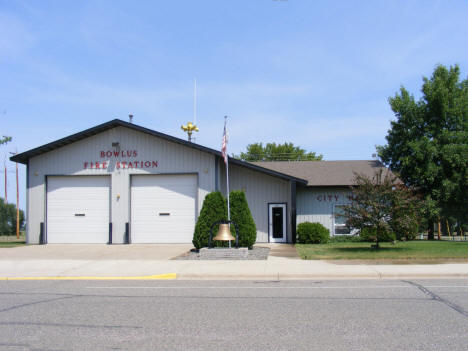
1,244,468,280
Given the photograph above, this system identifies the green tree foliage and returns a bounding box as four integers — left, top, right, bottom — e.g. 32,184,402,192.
192,191,227,249
0,198,24,235
360,227,395,243
229,190,257,248
377,64,468,236
390,184,423,241
238,142,323,161
0,136,12,145
343,171,423,248
297,222,330,244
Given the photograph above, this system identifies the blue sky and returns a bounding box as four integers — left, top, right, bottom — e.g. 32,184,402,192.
1,0,467,210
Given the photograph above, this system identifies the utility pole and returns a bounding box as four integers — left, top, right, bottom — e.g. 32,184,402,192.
15,158,18,238
9,151,19,239
4,158,6,203
1,136,12,202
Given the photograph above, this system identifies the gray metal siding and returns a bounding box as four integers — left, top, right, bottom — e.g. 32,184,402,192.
297,187,352,235
27,126,215,244
220,161,291,243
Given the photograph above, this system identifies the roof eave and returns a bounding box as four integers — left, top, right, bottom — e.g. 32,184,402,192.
9,119,308,184
228,158,308,184
10,119,123,164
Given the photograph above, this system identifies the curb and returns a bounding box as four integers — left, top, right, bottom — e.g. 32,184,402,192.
176,272,468,280
1,272,468,281
0,273,177,280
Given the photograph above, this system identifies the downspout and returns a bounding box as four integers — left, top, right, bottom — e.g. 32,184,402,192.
291,181,297,244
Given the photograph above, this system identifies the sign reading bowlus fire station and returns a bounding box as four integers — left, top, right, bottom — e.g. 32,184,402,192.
83,149,158,170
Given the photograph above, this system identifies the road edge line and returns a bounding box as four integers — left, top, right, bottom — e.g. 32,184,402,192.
0,273,177,280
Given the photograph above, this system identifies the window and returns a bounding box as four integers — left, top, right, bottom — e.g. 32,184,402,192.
333,204,351,235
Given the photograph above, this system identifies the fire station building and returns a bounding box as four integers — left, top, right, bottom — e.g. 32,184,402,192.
11,119,387,245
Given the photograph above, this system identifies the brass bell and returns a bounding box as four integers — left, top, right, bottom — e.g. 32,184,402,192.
213,223,235,241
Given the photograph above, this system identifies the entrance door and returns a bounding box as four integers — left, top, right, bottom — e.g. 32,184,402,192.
269,203,287,243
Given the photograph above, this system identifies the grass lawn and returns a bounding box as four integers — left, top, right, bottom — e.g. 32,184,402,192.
296,241,468,261
0,233,26,248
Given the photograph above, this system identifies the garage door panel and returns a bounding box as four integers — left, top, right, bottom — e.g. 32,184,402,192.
131,187,195,198
47,176,110,244
133,206,194,215
131,174,196,243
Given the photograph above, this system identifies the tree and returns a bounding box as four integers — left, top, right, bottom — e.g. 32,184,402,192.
377,64,468,238
343,171,423,248
229,190,257,248
237,142,323,161
192,191,228,249
0,198,24,235
0,136,12,145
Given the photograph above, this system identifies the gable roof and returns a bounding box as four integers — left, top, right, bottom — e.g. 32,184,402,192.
251,160,394,187
10,119,307,184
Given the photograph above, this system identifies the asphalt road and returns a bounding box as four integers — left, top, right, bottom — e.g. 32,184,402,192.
0,279,467,351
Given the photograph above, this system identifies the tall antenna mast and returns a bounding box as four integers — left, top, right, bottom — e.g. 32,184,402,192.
193,78,197,125
181,78,199,142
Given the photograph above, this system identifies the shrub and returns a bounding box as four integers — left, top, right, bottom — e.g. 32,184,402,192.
297,222,330,244
229,190,257,248
391,211,420,241
192,191,228,249
359,227,396,243
329,235,364,243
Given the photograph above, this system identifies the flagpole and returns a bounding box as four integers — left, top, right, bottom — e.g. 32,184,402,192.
223,116,231,248
226,155,230,223
225,116,230,223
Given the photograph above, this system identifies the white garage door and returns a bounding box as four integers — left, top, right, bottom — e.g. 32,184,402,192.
47,176,110,243
131,174,197,243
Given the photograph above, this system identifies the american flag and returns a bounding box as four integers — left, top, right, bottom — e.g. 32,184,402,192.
221,117,228,164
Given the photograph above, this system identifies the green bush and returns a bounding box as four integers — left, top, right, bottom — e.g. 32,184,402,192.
229,190,257,248
359,227,396,242
329,235,364,243
391,213,419,241
297,222,330,244
192,191,228,249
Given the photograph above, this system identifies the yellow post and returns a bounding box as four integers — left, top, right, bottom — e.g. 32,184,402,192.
15,159,19,239
446,219,451,240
